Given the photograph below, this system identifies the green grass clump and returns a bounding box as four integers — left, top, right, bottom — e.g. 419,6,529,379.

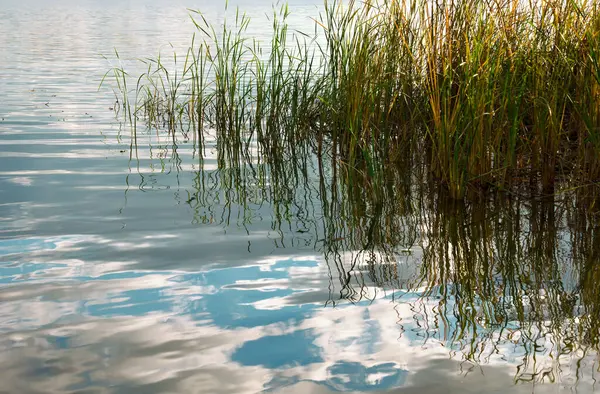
104,0,600,199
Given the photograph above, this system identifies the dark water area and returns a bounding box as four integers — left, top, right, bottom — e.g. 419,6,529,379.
1,1,600,393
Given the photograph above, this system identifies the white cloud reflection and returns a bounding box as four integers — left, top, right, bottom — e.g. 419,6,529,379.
0,236,597,393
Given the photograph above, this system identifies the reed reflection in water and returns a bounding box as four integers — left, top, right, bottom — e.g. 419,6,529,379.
122,124,600,390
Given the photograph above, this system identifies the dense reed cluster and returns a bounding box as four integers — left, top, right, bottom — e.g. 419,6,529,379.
105,0,600,199
107,1,600,382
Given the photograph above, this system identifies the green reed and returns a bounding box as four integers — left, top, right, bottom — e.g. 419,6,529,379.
104,0,600,199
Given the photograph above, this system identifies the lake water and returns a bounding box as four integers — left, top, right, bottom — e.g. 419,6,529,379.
1,1,599,393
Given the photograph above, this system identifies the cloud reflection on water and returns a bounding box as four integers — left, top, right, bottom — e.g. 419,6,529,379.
0,235,430,392
1,233,595,393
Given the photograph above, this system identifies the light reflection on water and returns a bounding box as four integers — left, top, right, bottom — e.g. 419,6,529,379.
0,234,412,392
1,1,600,393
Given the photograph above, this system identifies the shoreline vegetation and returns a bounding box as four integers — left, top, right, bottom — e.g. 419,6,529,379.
101,0,600,379
104,0,600,200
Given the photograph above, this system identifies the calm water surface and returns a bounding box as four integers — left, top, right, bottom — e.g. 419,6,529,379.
1,1,599,393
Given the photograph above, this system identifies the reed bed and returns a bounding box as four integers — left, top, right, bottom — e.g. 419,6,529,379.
104,0,600,199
